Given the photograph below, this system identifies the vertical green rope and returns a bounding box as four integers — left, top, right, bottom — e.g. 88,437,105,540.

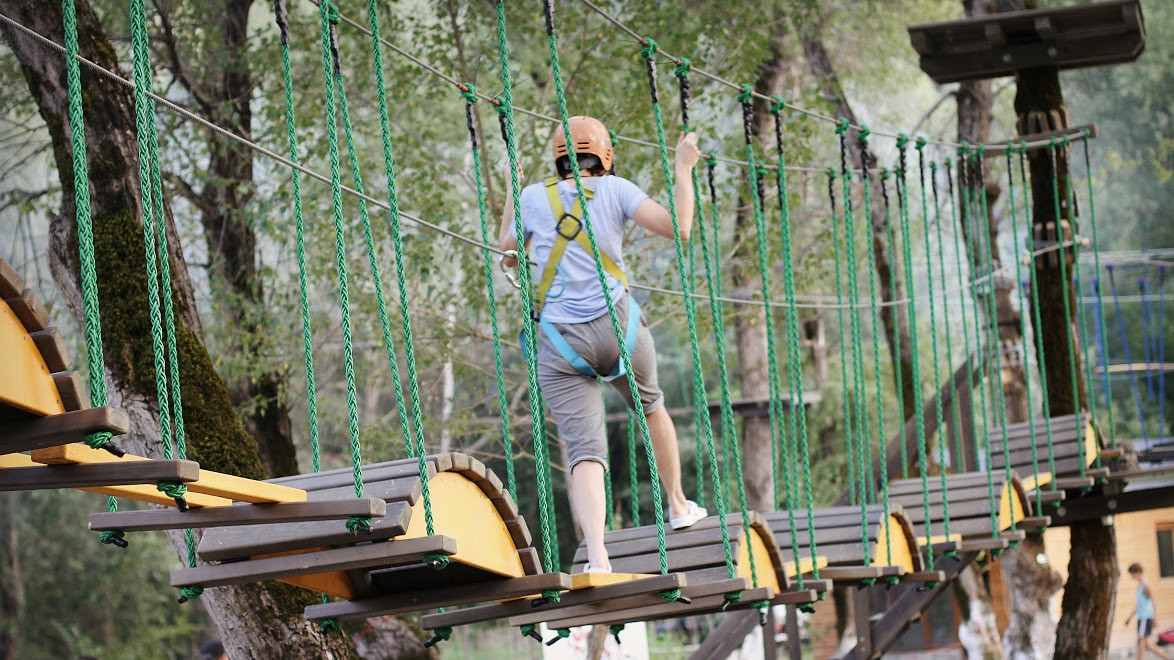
878,169,909,479
943,160,982,473
1079,134,1115,447
928,161,963,472
825,167,858,507
458,85,516,497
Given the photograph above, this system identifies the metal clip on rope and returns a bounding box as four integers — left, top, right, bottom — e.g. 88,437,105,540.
499,249,522,289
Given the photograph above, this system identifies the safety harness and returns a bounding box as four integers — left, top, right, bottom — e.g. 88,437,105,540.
533,177,639,381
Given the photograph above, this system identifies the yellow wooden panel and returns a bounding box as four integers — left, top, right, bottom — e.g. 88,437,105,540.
402,471,524,578
0,452,231,507
782,555,828,579
998,479,1027,531
736,526,781,591
29,443,306,503
873,514,916,572
0,299,64,416
1020,472,1054,491
916,533,962,546
258,547,356,600
1083,422,1098,468
569,572,652,589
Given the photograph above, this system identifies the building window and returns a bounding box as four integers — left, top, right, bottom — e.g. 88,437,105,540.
1159,526,1174,578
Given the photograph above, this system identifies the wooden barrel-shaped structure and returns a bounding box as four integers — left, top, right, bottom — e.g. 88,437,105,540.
888,471,1031,549
174,453,540,603
764,503,924,583
989,412,1104,489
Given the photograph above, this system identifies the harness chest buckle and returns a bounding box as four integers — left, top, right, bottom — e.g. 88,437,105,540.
556,213,582,241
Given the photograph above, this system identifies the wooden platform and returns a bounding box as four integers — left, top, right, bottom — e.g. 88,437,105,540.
908,0,1145,84
174,453,534,602
763,504,924,585
889,471,1030,541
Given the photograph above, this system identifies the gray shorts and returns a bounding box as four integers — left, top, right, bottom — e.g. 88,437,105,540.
537,295,665,471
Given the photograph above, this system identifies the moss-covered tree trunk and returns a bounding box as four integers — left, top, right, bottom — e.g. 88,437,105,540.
0,0,355,656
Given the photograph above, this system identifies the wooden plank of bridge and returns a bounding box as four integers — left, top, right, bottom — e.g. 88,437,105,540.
30,443,306,503
52,372,88,412
303,571,574,622
171,535,457,589
690,609,761,660
0,407,129,455
6,288,50,333
29,328,70,373
545,587,776,629
531,578,753,630
0,298,63,417
89,498,389,532
0,459,199,490
0,259,22,299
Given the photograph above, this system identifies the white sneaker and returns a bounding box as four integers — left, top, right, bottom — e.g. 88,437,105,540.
584,561,612,574
670,500,708,530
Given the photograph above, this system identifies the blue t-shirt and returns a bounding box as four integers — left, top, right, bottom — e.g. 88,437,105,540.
519,175,649,323
1138,581,1155,619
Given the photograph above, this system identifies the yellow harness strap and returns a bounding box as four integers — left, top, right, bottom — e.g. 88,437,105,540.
534,177,628,314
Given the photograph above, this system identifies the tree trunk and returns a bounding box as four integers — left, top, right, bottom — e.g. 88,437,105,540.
0,1,368,655
158,0,298,478
1002,533,1064,659
0,496,21,660
955,566,1003,659
1012,64,1113,660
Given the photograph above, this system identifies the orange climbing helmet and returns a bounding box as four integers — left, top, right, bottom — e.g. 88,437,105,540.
552,116,614,177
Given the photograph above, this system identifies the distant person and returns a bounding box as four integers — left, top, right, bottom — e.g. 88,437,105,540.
199,640,228,660
1125,563,1169,660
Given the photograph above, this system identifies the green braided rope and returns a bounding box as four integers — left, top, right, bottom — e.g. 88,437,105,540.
1002,147,1045,515
913,140,951,547
928,161,964,472
364,0,439,530
697,157,737,581
1048,138,1087,475
316,3,368,524
603,393,614,530
1015,147,1059,488
854,127,895,566
627,408,640,526
275,3,322,476
824,166,858,508
766,99,807,582
494,0,559,573
943,159,983,476
965,146,1013,535
545,9,670,575
878,169,909,479
894,135,934,568
1079,133,1115,447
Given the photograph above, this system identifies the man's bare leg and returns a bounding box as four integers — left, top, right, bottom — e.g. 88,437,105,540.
570,460,610,570
645,406,690,519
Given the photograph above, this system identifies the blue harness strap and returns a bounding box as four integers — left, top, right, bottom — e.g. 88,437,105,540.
534,295,641,381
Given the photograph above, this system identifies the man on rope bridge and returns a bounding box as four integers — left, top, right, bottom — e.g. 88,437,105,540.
498,116,706,573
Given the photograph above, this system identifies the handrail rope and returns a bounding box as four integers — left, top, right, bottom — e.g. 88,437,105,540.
895,137,935,569
493,0,560,583
543,0,676,590
1158,265,1167,436
460,85,516,498
914,142,952,551
0,10,1112,315
1106,265,1148,441
825,165,857,509
1059,137,1094,474
1004,147,1044,516
943,159,983,478
956,151,999,538
1045,140,1087,477
1139,278,1156,403
703,158,735,528
1080,136,1116,447
835,121,875,571
969,144,1016,537
768,98,810,589
672,59,738,586
128,0,197,601
928,162,963,473
879,169,909,479
628,408,640,526
1017,147,1059,490
856,130,895,571
573,0,1075,153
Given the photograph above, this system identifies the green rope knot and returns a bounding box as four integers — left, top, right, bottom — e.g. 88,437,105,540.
879,166,889,180
886,575,901,586
860,577,877,586
825,167,836,180
957,141,969,157
855,123,871,142
1060,134,1071,146
177,585,203,604
321,1,339,24
704,151,717,163
639,37,658,59
914,135,927,150
943,156,952,166
1082,127,1092,140
799,603,816,614
320,618,340,634
658,588,683,602
520,624,538,640
945,549,959,558
83,431,113,451
156,481,187,500
673,57,691,77
608,129,618,145
736,83,754,104
540,589,562,604
976,142,987,157
608,624,625,643
834,117,849,136
896,132,910,149
768,94,786,116
346,516,372,534
458,83,478,104
423,626,452,647
491,95,507,113
424,553,450,570
98,529,127,548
